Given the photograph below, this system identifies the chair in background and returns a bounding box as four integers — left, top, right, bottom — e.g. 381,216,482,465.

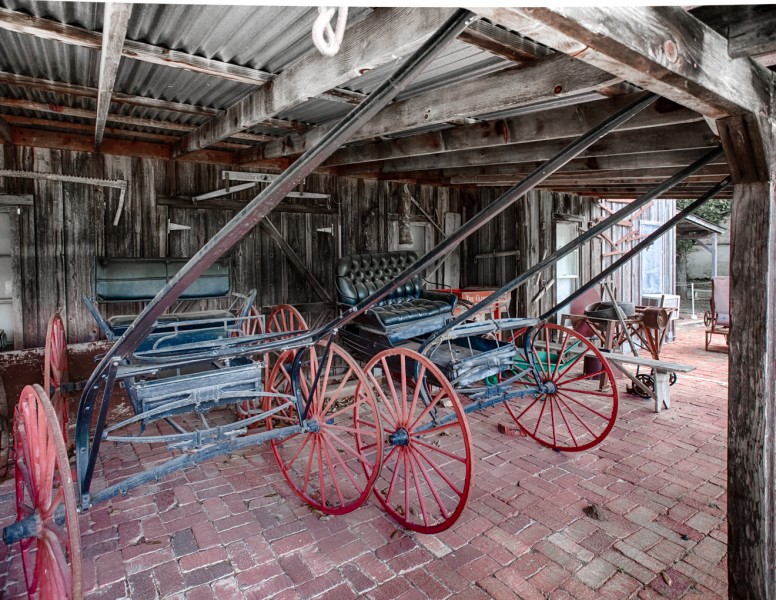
704,276,730,352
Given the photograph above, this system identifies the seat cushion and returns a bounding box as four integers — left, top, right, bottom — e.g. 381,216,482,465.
715,312,730,327
370,298,452,326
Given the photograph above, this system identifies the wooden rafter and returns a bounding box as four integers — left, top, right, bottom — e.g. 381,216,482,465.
333,121,719,177
457,18,551,63
318,94,701,167
726,6,776,59
470,7,772,120
173,7,457,157
249,53,621,164
95,3,132,146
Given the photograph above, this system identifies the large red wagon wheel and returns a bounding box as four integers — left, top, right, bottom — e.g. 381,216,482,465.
265,342,383,515
505,323,618,452
44,312,69,446
362,348,473,534
14,384,82,600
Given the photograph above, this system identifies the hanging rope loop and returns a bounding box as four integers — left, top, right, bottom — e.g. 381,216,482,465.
312,6,349,57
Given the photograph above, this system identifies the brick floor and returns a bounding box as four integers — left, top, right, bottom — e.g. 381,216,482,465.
0,323,728,599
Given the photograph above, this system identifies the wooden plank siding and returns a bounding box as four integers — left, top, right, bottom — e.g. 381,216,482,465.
0,144,679,347
462,190,677,318
0,146,467,346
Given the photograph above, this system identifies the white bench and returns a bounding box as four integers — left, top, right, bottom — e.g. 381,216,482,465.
604,353,694,413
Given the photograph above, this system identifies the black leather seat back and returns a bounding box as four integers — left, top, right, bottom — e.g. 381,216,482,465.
336,251,421,307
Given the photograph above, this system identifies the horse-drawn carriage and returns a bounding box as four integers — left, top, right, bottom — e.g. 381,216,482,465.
0,9,730,598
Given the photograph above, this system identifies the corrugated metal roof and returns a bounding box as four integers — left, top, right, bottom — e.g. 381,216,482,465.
0,3,556,147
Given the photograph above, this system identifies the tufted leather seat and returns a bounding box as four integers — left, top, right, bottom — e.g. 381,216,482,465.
336,251,457,334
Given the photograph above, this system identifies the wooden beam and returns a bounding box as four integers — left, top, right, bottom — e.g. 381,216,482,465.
472,6,772,119
457,18,551,62
0,115,11,144
0,73,275,143
260,219,333,303
94,3,131,146
0,195,33,206
0,70,220,117
9,126,243,166
174,7,457,157
727,6,776,59
251,53,621,163
335,121,719,176
157,196,335,214
320,94,701,167
718,112,776,599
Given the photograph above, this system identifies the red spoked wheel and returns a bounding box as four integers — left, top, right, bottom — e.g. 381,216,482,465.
265,342,383,515
14,384,82,600
363,348,473,534
505,323,618,452
265,304,307,338
240,305,263,337
44,312,69,446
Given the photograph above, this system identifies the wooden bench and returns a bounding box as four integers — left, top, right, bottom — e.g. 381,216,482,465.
604,353,694,413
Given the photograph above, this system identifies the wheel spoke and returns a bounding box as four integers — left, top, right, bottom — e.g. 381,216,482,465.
554,394,598,438
320,434,343,507
408,447,449,520
414,445,464,497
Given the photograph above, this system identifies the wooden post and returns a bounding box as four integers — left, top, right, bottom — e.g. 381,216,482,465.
718,112,776,599
711,233,718,277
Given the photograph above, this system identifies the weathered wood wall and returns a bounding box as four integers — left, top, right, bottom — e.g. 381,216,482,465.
0,145,470,347
464,190,677,317
0,144,676,348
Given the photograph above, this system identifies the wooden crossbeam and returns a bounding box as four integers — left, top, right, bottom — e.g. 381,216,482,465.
173,7,457,157
249,54,621,164
457,18,552,63
318,94,701,167
727,6,776,59
95,3,132,147
334,121,719,176
471,6,772,119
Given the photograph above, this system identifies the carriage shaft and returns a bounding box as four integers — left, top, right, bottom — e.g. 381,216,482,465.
85,424,303,509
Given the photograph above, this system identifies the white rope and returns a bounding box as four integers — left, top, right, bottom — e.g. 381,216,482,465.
312,6,349,57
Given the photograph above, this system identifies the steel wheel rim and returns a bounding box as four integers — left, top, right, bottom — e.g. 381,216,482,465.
14,384,82,600
266,343,382,515
364,348,473,534
506,323,618,452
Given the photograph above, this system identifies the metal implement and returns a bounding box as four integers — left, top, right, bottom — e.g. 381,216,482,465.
0,169,128,225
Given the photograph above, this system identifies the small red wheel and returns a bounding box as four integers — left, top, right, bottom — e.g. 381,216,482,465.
14,384,82,600
44,312,69,446
265,304,307,338
265,342,383,515
363,348,473,534
505,323,618,452
236,305,308,423
241,305,263,337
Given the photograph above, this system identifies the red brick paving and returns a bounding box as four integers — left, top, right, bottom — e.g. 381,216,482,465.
0,323,728,599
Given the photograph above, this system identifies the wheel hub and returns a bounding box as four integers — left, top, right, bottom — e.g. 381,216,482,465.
540,380,557,395
388,428,410,447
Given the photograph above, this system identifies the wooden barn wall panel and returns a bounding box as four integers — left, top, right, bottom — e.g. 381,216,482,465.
463,191,678,319
0,146,466,346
